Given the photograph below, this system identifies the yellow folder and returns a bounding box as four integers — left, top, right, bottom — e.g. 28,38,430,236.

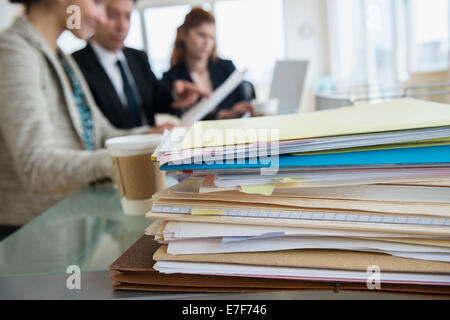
182,99,450,149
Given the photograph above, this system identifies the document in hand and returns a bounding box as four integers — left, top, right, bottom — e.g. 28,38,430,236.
180,69,246,125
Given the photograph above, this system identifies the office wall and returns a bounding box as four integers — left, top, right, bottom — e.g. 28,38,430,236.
0,0,21,32
284,0,330,112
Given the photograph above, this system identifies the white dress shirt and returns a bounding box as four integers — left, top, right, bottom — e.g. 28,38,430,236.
90,41,142,109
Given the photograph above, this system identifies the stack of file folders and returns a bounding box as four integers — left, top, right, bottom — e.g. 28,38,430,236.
110,99,450,295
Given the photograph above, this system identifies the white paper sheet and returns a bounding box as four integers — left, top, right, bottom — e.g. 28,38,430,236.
154,261,450,285
166,236,450,262
181,69,246,125
152,203,450,225
213,168,450,188
167,221,440,240
156,127,189,154
270,184,450,203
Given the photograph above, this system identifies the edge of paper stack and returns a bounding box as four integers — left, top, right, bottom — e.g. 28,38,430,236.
111,99,450,296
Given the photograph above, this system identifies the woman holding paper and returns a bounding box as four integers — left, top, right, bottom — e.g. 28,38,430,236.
163,7,255,120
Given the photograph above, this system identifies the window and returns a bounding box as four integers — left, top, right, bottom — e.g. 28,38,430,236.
57,10,143,54
328,0,450,93
215,0,285,99
365,0,397,85
125,10,145,50
143,5,192,78
141,0,285,99
328,0,367,88
408,0,450,73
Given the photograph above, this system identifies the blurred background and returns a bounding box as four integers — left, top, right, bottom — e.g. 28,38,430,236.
1,0,449,112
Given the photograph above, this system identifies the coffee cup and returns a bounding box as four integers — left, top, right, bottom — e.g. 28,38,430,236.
106,134,164,216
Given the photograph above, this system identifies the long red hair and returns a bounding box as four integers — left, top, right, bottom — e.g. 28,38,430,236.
170,7,218,67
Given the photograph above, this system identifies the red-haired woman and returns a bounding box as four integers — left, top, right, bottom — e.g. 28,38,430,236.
163,7,255,120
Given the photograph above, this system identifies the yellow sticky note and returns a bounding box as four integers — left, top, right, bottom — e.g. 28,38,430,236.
191,209,224,215
240,184,275,196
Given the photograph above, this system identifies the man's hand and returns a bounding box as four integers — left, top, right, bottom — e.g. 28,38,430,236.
216,101,255,119
171,80,210,109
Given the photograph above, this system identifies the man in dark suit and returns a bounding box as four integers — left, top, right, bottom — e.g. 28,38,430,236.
73,0,202,130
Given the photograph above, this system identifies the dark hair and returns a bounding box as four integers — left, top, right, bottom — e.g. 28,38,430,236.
170,7,218,67
9,0,39,6
9,0,40,12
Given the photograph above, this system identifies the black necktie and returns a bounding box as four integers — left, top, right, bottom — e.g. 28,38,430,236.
116,59,142,127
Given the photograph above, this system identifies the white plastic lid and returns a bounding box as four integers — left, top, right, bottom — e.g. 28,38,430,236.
120,197,153,216
106,134,163,157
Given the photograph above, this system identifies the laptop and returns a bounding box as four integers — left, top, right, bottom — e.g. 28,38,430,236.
269,60,309,114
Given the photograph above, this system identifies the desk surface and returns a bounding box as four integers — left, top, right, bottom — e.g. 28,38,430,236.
0,187,147,278
0,187,440,300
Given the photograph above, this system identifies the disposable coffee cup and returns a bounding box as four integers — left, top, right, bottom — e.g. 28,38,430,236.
106,134,165,216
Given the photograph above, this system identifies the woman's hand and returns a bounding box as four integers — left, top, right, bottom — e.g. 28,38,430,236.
171,80,210,109
216,101,255,119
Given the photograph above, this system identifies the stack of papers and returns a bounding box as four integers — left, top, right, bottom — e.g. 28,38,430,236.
111,99,450,295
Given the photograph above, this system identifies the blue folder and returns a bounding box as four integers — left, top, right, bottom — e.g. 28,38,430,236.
160,145,450,171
